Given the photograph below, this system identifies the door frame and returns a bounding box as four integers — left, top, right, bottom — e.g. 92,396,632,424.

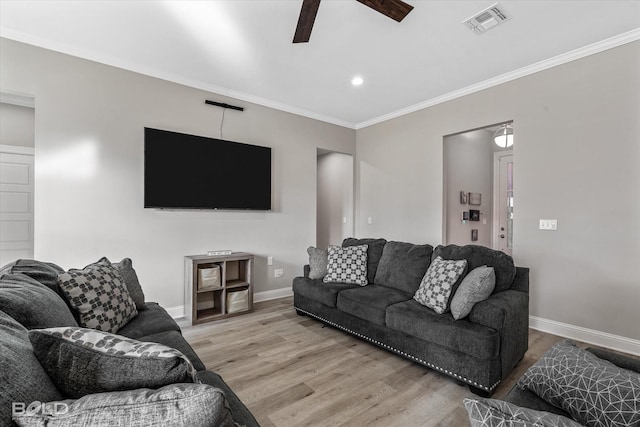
492,150,513,251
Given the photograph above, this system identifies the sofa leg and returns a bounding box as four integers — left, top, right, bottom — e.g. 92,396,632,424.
468,386,492,398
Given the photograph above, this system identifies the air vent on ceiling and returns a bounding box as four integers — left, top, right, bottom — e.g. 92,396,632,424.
463,3,510,34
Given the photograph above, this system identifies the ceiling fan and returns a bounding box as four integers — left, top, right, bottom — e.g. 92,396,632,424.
293,0,414,43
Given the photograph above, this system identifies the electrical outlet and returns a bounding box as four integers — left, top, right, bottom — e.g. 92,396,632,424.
267,256,273,266
367,216,372,224
274,268,284,278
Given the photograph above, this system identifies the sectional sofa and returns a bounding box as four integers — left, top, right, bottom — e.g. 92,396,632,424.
293,238,530,396
0,258,258,427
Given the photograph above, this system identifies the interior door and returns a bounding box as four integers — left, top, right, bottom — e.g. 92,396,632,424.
493,152,513,256
0,147,34,266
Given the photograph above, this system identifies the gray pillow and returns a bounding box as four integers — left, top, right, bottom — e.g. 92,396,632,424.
323,244,368,286
450,266,495,320
307,246,328,280
113,258,146,310
29,327,200,398
0,311,62,427
413,256,467,314
12,383,236,427
0,273,78,329
464,397,582,427
342,238,387,283
58,257,138,333
518,340,640,427
373,241,433,294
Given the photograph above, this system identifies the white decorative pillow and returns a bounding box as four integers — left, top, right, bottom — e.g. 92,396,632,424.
323,244,368,286
450,266,495,320
413,256,467,314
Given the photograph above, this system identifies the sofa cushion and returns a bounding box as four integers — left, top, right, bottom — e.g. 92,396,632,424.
464,397,582,427
29,327,199,398
386,299,500,359
116,302,181,339
198,370,260,427
450,266,496,320
337,285,411,326
58,257,138,333
307,246,328,280
518,340,640,427
0,310,62,427
413,256,467,314
0,273,78,329
373,241,433,294
12,384,237,427
113,258,146,310
433,245,516,293
342,237,387,284
323,245,368,286
293,277,359,308
0,259,65,295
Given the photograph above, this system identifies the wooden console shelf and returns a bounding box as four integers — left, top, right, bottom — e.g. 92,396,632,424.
184,252,254,325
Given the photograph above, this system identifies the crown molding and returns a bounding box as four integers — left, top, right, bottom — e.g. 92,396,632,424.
355,27,640,129
0,91,35,108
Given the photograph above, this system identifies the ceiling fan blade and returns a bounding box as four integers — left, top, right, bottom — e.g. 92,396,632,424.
293,0,321,43
356,0,414,22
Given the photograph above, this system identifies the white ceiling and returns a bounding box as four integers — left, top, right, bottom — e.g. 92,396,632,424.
1,1,639,128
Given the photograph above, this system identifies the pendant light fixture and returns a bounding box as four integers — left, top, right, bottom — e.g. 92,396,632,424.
494,124,514,148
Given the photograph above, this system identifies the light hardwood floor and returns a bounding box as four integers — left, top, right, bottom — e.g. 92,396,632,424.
182,297,564,427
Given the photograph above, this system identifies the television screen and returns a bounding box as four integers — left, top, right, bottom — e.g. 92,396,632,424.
144,128,271,210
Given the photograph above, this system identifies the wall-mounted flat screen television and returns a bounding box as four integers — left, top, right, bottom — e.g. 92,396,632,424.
144,127,271,210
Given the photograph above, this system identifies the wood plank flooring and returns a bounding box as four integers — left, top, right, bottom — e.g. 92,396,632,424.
181,297,565,427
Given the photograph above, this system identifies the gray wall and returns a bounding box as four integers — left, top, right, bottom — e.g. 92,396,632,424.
356,41,640,341
444,129,494,247
316,152,353,249
0,103,34,147
0,38,356,310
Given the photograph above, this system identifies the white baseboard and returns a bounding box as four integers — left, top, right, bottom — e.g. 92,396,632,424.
166,287,293,319
530,316,640,356
254,287,293,303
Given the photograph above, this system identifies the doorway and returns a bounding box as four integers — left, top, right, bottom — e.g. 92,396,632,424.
443,122,514,253
316,150,354,248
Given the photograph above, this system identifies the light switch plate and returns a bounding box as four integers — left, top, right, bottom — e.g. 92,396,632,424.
539,219,558,230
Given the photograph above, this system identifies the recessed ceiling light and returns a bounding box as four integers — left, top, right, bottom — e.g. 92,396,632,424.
351,76,364,86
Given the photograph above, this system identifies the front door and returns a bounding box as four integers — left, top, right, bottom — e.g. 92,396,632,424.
493,152,513,256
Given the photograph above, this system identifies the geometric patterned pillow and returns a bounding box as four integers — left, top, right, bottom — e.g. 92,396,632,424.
322,244,368,286
464,397,584,427
58,257,138,333
29,327,200,398
518,340,640,427
413,256,467,314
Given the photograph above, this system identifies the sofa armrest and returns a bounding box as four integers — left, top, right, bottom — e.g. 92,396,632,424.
469,289,529,378
511,267,529,293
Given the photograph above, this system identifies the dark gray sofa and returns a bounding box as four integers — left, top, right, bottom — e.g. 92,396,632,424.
0,258,258,427
293,238,529,396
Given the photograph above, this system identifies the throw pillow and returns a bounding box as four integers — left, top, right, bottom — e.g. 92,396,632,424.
29,327,200,398
323,244,368,286
58,257,137,333
113,258,146,310
518,340,640,427
0,273,78,329
307,246,328,280
373,241,433,294
0,311,62,427
413,256,467,314
13,383,236,427
342,238,387,284
464,397,583,427
450,266,496,320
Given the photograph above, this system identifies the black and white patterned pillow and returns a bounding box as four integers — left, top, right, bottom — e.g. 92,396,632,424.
29,327,200,398
464,397,583,427
323,244,368,286
58,257,138,333
518,340,640,427
413,256,467,314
